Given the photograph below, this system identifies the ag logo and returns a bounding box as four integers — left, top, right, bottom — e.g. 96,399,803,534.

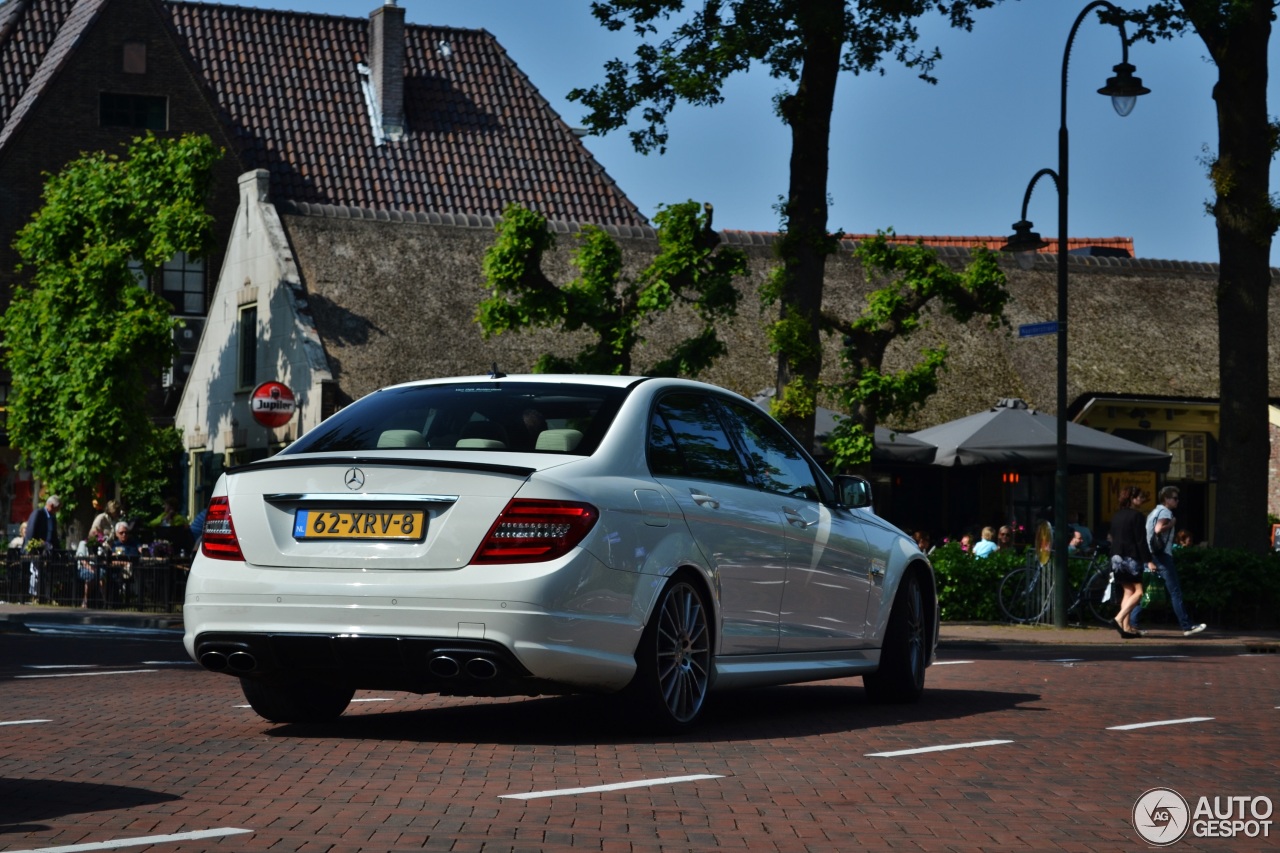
1133,787,1190,846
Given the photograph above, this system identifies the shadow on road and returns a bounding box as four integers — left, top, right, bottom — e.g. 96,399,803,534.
264,683,1043,746
0,777,180,831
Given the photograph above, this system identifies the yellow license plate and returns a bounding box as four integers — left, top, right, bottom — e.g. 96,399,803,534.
293,509,427,541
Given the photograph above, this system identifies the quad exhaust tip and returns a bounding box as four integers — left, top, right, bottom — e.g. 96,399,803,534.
428,655,461,678
464,657,498,680
198,650,228,672
198,647,257,673
428,654,498,680
227,651,257,672
199,646,500,680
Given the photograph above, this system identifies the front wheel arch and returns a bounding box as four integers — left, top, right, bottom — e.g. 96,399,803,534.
863,565,931,704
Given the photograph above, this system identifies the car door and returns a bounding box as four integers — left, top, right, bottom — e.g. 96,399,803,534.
721,401,874,650
648,392,786,654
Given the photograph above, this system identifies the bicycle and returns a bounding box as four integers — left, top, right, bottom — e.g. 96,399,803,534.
997,525,1118,626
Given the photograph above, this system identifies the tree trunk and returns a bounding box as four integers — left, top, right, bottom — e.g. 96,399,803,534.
774,0,842,449
1198,1,1273,552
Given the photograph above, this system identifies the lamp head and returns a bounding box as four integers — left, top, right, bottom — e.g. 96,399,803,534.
1099,61,1150,117
1000,220,1049,270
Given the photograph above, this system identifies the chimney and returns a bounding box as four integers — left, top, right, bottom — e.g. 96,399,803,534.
369,1,405,140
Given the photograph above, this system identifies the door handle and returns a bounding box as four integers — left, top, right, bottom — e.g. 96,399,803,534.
690,491,720,510
784,507,816,529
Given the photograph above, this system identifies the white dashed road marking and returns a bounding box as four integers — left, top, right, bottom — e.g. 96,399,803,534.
0,719,51,726
1108,716,1214,731
6,827,252,852
140,661,197,666
866,739,1013,758
501,774,724,800
16,670,156,679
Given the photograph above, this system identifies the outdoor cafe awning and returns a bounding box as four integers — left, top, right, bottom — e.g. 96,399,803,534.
909,398,1171,473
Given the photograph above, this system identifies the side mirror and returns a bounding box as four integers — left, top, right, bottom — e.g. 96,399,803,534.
835,474,873,509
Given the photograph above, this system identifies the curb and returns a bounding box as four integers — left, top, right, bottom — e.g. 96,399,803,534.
0,608,183,632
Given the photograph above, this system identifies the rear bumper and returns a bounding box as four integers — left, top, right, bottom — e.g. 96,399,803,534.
183,593,645,695
193,631,550,696
183,549,651,694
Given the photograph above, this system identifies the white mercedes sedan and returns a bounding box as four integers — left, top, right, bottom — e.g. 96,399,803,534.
184,374,937,729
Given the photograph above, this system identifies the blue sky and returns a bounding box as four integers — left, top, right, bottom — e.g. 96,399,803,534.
220,0,1279,265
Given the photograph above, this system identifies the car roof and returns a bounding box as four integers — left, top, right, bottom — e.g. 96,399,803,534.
375,374,757,395
379,374,647,391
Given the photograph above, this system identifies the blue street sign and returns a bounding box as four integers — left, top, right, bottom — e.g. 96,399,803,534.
1018,321,1060,338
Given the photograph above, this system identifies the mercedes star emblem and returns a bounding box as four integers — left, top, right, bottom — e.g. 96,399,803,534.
344,467,366,490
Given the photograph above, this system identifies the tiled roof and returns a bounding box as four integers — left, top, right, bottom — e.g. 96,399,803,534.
872,234,1136,257
722,231,1137,257
0,0,76,128
0,0,648,227
0,0,107,149
165,1,646,226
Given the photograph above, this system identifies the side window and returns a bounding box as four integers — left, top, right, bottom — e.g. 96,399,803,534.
724,402,820,501
237,304,258,390
648,394,748,485
647,412,683,476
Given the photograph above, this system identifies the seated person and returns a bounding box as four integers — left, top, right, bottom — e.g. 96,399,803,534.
972,526,998,558
1069,513,1094,551
1067,528,1088,556
110,522,140,568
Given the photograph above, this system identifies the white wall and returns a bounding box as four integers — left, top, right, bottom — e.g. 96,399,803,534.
174,170,332,461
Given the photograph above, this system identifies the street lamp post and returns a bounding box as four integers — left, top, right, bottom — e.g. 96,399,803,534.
1001,1,1148,629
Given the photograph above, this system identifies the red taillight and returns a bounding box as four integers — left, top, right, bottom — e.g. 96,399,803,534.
470,499,599,565
200,496,245,561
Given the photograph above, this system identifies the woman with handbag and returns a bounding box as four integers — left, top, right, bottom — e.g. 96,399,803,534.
1108,486,1157,638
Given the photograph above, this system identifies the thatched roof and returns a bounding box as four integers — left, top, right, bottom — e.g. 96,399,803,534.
280,204,1279,426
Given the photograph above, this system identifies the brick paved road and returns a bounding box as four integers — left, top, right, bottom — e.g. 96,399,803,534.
0,628,1276,852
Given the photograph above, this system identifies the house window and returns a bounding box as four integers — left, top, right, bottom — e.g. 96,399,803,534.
126,253,205,314
1168,431,1207,481
238,305,258,390
127,259,148,288
162,252,205,314
100,93,167,129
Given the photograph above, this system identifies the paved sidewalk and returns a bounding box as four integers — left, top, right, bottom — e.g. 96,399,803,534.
939,619,1280,652
3,601,1277,651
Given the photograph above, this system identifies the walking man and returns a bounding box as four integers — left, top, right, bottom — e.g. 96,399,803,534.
22,494,60,603
1133,485,1206,636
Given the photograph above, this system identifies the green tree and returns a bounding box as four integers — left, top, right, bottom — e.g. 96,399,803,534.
0,133,220,514
569,0,1000,446
1120,2,1277,553
823,234,1009,472
478,200,747,376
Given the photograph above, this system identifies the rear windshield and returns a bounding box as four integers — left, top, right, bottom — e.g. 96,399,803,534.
281,381,629,456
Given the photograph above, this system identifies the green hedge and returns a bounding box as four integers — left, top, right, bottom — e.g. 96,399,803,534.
929,542,1024,622
1157,547,1280,630
930,542,1280,629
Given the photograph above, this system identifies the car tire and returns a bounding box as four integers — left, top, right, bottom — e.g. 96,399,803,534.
626,575,712,731
240,676,354,724
863,570,927,704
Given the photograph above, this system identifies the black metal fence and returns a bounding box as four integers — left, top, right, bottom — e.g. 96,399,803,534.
3,549,189,612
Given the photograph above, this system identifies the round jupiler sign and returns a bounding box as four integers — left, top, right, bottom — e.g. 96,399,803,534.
250,381,297,428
